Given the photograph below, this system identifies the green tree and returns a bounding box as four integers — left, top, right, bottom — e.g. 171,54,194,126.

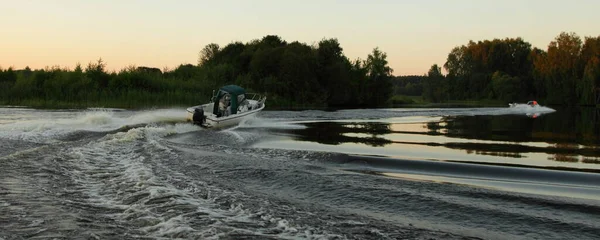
580,56,600,105
491,71,521,102
423,64,445,102
86,58,110,89
443,38,533,101
0,35,399,108
348,59,369,105
279,42,322,104
535,32,582,105
0,67,17,84
578,36,600,105
444,46,470,77
198,43,220,66
364,47,393,106
316,38,351,106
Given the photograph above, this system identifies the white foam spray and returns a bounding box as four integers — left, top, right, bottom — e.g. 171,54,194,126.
0,108,192,143
234,117,306,130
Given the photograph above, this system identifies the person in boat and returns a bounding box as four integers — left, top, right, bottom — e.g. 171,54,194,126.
527,100,538,107
219,94,232,117
237,94,249,112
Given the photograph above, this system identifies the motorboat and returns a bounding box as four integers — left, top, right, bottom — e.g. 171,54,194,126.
509,100,539,108
186,85,266,128
507,100,556,117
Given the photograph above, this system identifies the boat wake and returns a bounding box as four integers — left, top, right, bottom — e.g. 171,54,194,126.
339,155,600,201
1,107,599,240
234,117,307,130
0,108,191,143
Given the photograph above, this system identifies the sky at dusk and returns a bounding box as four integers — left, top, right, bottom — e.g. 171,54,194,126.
2,0,599,75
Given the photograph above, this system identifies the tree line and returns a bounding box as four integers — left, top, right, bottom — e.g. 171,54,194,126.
197,36,392,107
0,35,393,109
2,32,597,108
421,32,600,105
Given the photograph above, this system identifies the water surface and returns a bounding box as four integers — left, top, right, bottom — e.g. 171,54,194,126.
1,106,599,239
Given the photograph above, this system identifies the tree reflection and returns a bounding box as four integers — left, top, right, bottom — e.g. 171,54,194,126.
464,150,524,158
550,154,579,163
286,122,393,147
270,108,600,163
428,108,600,146
583,157,600,164
424,108,600,162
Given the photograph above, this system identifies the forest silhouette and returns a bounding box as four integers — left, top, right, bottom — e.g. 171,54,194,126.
1,32,598,108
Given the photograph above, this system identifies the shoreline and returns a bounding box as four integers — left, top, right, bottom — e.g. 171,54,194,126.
1,98,595,111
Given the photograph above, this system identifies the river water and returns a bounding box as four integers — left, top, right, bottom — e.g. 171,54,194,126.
1,106,599,239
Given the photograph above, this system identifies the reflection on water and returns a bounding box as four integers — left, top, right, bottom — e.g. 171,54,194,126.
258,107,600,170
284,122,393,147
438,109,600,146
584,157,600,164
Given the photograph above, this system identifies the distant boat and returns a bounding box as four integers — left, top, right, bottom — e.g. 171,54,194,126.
186,85,266,128
509,100,539,108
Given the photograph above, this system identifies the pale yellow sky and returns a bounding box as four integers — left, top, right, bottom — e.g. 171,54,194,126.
1,0,599,75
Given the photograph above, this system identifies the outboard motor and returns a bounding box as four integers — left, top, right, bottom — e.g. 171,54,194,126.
192,108,205,125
